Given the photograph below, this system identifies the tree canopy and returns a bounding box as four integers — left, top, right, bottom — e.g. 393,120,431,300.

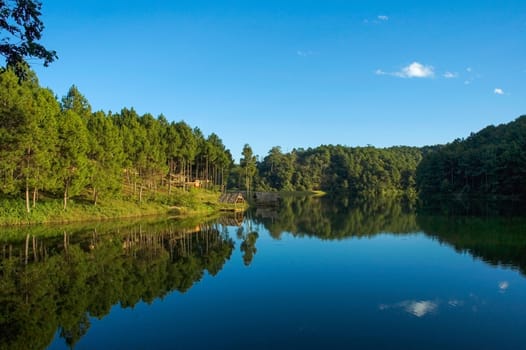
0,68,234,211
236,144,422,197
417,115,526,198
0,0,57,78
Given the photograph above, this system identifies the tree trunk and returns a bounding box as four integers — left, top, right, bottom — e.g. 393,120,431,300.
168,159,173,194
32,188,37,208
93,187,98,206
63,185,68,210
25,181,30,213
182,159,186,191
221,167,224,192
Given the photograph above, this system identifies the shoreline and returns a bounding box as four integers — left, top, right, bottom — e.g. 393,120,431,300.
0,190,242,227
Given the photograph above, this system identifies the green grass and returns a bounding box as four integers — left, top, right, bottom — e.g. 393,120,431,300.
0,189,237,226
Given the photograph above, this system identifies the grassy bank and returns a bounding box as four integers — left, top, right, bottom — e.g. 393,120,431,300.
0,189,239,226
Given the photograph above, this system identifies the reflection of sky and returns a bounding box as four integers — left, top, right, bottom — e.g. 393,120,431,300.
379,291,496,318
379,300,438,318
499,281,509,293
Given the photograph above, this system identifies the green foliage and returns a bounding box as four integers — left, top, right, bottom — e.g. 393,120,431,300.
0,0,57,79
255,145,422,196
0,69,59,211
86,111,125,204
240,144,257,192
417,116,526,198
55,109,90,208
0,68,233,221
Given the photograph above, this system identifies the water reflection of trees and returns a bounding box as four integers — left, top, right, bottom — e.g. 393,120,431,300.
252,196,419,240
0,220,234,350
418,214,526,276
253,195,526,276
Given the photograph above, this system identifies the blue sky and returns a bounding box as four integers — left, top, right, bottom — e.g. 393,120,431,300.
28,0,526,160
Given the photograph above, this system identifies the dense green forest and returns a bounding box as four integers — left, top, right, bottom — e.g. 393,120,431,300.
0,68,234,213
417,115,526,198
237,145,423,196
248,116,526,199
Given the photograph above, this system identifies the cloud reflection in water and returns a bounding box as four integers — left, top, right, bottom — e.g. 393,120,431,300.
379,300,438,318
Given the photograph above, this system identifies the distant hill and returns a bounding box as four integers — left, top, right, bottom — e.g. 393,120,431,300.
416,115,526,198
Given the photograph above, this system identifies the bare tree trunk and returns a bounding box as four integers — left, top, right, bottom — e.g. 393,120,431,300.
63,185,68,210
25,181,30,213
182,159,186,191
32,188,37,208
205,156,209,189
168,159,172,194
221,167,224,192
25,146,31,213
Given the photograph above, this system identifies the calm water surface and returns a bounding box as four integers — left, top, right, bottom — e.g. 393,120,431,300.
1,197,525,349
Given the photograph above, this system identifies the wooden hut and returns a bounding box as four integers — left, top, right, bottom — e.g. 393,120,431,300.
219,192,246,211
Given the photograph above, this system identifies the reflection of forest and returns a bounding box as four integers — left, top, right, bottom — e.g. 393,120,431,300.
253,195,419,240
253,195,526,276
0,220,234,350
1,199,525,349
418,215,526,276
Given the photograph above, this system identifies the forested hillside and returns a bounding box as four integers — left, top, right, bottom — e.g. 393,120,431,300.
417,115,526,198
250,145,422,196
0,69,234,213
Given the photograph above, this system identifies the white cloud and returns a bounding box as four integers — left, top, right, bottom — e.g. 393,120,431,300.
296,50,314,57
376,62,435,78
364,15,389,24
494,88,504,95
401,62,435,78
466,67,473,73
443,71,458,79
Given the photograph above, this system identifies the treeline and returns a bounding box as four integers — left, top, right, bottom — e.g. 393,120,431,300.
239,145,422,196
0,69,234,212
417,115,526,198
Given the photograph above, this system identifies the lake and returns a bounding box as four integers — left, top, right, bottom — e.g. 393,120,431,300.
1,196,525,349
